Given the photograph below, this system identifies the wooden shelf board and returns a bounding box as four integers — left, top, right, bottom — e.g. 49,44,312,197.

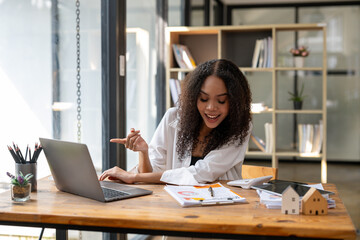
167,23,325,33
247,150,322,158
275,67,323,71
246,151,272,156
170,68,193,72
276,152,322,158
167,27,219,35
251,108,274,114
170,67,324,72
275,110,323,114
240,67,274,72
274,23,326,31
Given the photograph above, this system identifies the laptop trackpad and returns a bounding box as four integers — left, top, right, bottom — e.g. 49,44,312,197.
100,180,149,195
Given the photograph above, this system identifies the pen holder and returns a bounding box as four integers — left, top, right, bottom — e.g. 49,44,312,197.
15,163,37,192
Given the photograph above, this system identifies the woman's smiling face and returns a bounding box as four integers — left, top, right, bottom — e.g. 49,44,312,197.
197,75,229,131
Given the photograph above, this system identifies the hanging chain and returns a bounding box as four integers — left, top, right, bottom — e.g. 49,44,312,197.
76,0,81,143
75,1,83,238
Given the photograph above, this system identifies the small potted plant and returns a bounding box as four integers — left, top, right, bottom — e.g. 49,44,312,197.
7,171,33,202
289,46,310,68
288,83,307,110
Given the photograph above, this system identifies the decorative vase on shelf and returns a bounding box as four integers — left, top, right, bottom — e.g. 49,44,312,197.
293,101,303,110
11,183,31,202
293,57,305,68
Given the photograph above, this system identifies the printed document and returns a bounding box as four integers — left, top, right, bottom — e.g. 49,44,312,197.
164,182,246,207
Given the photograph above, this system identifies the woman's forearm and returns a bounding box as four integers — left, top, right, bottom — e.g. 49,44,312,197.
138,150,153,173
134,171,163,183
99,166,163,184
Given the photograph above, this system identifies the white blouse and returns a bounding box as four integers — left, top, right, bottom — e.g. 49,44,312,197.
140,107,251,185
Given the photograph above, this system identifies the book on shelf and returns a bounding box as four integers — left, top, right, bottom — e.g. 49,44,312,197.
264,123,273,153
311,120,323,154
305,124,314,153
251,102,268,113
262,37,268,68
251,37,273,68
298,120,323,154
169,78,181,105
172,44,196,69
298,124,305,153
258,39,265,68
250,134,266,152
251,39,261,68
177,71,187,80
164,182,246,207
266,36,272,68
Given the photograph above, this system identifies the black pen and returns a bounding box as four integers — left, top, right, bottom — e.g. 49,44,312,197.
208,186,214,197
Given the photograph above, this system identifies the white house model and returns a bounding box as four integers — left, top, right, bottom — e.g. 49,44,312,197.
302,187,328,215
281,185,300,215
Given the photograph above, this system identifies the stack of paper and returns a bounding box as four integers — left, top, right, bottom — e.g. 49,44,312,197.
164,182,246,207
256,190,282,209
256,183,335,209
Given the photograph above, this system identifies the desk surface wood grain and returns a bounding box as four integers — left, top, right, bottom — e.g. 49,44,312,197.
0,177,356,239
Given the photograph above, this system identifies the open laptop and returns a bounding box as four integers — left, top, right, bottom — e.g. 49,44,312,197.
39,138,152,202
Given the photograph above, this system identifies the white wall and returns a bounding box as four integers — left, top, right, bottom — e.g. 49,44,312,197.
0,0,53,183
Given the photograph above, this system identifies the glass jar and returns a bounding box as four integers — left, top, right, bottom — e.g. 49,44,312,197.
11,183,31,202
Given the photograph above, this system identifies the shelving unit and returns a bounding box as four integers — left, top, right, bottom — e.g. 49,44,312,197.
166,24,327,183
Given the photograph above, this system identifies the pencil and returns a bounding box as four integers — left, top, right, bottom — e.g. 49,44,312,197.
28,148,32,163
24,145,28,163
36,146,43,162
7,146,20,163
31,144,42,163
8,142,43,164
14,146,22,163
16,145,25,163
31,147,36,163
12,142,21,163
31,143,37,163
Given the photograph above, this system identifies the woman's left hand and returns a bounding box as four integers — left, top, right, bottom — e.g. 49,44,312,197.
110,128,148,153
99,166,136,184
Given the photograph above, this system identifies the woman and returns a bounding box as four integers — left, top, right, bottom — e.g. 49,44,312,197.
99,59,252,185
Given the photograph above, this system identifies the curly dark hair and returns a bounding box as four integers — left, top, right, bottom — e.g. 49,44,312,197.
176,59,252,159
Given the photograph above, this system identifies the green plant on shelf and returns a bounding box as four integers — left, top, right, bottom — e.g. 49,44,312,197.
288,82,307,102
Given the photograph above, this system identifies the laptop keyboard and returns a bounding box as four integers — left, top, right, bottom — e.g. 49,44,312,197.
102,187,130,199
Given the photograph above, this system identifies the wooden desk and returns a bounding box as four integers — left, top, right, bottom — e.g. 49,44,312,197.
0,177,356,239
